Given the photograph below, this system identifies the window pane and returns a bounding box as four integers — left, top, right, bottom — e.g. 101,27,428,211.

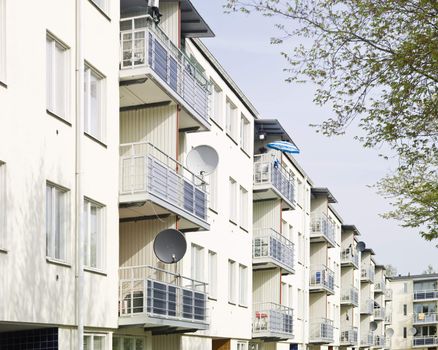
93,336,104,350
123,338,134,350
83,202,89,266
55,42,65,116
46,185,53,256
90,205,98,268
55,188,61,259
84,336,91,350
46,38,53,110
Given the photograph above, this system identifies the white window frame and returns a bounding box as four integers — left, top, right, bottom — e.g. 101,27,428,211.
240,114,250,153
208,169,218,212
84,63,106,142
238,264,247,306
239,186,248,230
0,161,5,250
46,32,69,120
229,178,238,224
208,250,217,299
228,259,236,304
210,79,223,127
0,0,6,83
113,335,145,350
46,182,69,262
237,342,248,350
226,98,237,140
84,334,106,350
191,243,204,282
84,197,105,270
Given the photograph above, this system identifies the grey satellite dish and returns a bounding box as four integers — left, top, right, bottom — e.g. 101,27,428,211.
153,229,187,264
357,241,366,252
370,321,378,331
408,327,417,336
186,145,219,176
386,328,394,337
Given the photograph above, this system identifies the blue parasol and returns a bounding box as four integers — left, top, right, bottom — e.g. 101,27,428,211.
266,141,300,154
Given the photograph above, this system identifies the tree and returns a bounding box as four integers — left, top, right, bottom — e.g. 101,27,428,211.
423,264,437,274
225,0,438,241
385,264,398,277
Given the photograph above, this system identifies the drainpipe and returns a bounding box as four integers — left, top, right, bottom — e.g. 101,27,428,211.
75,0,84,348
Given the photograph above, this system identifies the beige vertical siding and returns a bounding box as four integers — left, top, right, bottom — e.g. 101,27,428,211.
120,106,177,158
310,242,327,266
153,334,181,350
309,293,327,318
252,269,280,304
160,1,179,45
253,200,281,231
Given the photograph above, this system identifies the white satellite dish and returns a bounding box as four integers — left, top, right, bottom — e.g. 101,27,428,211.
370,321,378,331
153,229,187,264
186,145,219,176
408,327,417,336
386,328,394,337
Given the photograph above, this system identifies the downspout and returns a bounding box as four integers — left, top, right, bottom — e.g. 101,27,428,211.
75,0,84,348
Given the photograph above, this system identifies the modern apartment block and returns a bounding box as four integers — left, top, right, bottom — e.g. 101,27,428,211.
0,0,400,350
386,274,438,350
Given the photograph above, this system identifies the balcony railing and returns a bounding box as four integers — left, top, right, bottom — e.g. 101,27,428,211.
361,333,374,347
119,265,208,328
120,16,210,123
341,248,359,268
361,265,375,282
361,299,374,315
253,228,295,274
253,154,295,207
340,327,358,345
414,289,438,301
413,336,438,347
374,335,386,348
341,286,359,306
119,142,208,227
375,279,386,292
310,318,334,343
385,313,392,324
413,312,438,324
310,265,335,294
252,302,293,339
385,288,393,300
310,213,336,247
374,306,385,320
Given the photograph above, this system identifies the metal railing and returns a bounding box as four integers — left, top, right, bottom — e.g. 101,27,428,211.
385,288,393,300
374,335,386,347
385,313,392,323
374,306,385,319
310,265,335,293
413,312,438,324
120,16,210,122
340,327,358,345
253,154,295,206
361,298,374,314
120,142,208,223
375,279,386,291
119,265,208,325
413,336,438,347
310,213,336,246
361,333,374,347
341,286,359,306
252,302,293,338
341,248,359,267
310,318,334,343
253,228,295,272
361,265,375,281
414,289,438,300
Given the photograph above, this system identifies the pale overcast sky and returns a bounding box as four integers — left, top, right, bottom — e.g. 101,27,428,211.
191,0,438,275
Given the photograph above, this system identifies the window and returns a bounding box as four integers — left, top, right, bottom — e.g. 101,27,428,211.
209,169,218,212
0,0,5,83
208,250,217,299
84,64,105,141
0,161,5,249
298,232,304,264
240,114,250,153
211,80,223,126
403,304,407,316
297,179,304,207
191,243,204,282
297,288,304,319
281,282,288,306
229,178,237,223
239,264,247,306
46,33,69,119
113,336,145,350
84,334,105,350
225,98,237,140
288,285,293,308
228,259,236,304
46,182,69,261
84,198,105,270
239,186,248,230
403,327,407,338
237,342,247,350
404,282,408,293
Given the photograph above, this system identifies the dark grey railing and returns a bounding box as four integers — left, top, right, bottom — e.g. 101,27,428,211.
310,318,334,343
310,265,335,293
252,302,293,338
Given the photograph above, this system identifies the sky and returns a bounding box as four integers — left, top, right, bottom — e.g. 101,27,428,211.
191,0,438,275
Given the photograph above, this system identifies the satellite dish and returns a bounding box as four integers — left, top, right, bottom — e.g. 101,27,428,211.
357,241,366,252
386,328,394,337
370,321,378,331
186,145,219,176
153,229,187,264
408,327,417,336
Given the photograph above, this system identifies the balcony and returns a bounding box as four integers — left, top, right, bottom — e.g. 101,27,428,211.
374,307,385,320
310,213,336,248
119,16,210,131
385,288,393,300
385,313,392,324
413,313,438,325
374,335,385,348
361,266,375,282
253,154,295,209
414,289,438,301
309,318,334,344
340,327,358,346
361,299,374,315
341,248,359,269
374,279,386,293
341,286,359,307
361,333,374,347
253,228,295,275
119,265,208,331
413,336,438,347
309,265,335,295
252,302,293,340
119,142,209,231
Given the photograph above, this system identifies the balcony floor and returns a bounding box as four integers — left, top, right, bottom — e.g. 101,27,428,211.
252,258,295,275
